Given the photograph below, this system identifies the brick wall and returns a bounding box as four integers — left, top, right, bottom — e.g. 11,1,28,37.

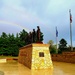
18,44,32,69
51,52,75,63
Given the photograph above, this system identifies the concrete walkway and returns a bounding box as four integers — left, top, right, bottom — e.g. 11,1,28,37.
0,60,75,75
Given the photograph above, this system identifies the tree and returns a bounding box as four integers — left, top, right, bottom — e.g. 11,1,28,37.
0,29,44,56
59,38,67,53
19,29,28,45
47,40,54,46
39,32,44,42
1,32,7,38
59,38,67,48
47,40,56,54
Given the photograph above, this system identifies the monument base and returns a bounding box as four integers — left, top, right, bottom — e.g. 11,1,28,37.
18,43,53,69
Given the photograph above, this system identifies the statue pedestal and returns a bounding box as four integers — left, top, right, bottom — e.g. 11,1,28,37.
18,44,53,69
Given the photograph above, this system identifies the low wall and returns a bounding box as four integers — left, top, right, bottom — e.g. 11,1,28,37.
51,52,75,63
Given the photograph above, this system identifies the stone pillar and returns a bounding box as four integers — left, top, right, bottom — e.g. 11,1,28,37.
18,44,53,69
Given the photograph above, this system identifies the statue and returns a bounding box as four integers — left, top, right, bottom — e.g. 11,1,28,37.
37,26,40,42
25,26,43,45
32,29,36,43
28,32,32,44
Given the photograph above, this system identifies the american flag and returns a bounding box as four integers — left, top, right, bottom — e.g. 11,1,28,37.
69,10,72,23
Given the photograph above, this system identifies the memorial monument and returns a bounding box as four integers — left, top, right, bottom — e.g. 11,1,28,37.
18,26,53,69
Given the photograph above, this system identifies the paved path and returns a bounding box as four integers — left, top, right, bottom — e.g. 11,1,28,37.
0,71,4,75
0,60,75,75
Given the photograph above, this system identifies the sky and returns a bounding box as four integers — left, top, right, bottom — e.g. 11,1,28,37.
0,0,75,46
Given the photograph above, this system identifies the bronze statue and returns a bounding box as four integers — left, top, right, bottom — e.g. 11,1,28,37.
32,29,36,43
25,26,43,45
37,26,40,42
28,32,32,44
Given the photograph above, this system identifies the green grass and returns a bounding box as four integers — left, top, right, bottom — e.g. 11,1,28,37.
0,56,18,59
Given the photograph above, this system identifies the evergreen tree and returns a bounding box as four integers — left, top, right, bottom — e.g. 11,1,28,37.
19,29,28,45
59,38,67,53
40,32,44,42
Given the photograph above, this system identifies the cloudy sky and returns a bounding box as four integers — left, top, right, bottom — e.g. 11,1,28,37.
0,0,75,46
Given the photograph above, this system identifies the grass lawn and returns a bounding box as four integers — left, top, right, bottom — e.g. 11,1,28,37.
0,56,18,59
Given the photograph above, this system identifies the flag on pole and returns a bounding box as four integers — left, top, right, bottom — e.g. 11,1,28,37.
69,9,73,51
69,9,72,23
56,27,58,37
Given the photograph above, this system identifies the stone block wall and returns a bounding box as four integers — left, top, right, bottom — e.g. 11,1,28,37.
51,52,75,63
18,45,32,69
31,44,53,69
18,44,53,69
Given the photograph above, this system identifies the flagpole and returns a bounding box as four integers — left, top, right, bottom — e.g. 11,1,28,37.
69,9,73,51
56,34,58,53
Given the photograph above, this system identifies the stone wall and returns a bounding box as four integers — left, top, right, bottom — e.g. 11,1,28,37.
18,45,32,69
31,44,53,69
51,52,75,63
18,44,53,69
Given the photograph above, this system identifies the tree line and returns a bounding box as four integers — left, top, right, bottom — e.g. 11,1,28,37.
0,29,44,56
48,38,75,54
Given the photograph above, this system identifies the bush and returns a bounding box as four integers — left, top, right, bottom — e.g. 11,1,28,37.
58,49,62,54
50,46,56,54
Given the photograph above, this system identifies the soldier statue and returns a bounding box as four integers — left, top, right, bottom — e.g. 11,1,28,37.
37,26,40,42
32,29,36,43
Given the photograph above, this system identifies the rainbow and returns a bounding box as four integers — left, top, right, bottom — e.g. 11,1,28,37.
0,20,30,32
